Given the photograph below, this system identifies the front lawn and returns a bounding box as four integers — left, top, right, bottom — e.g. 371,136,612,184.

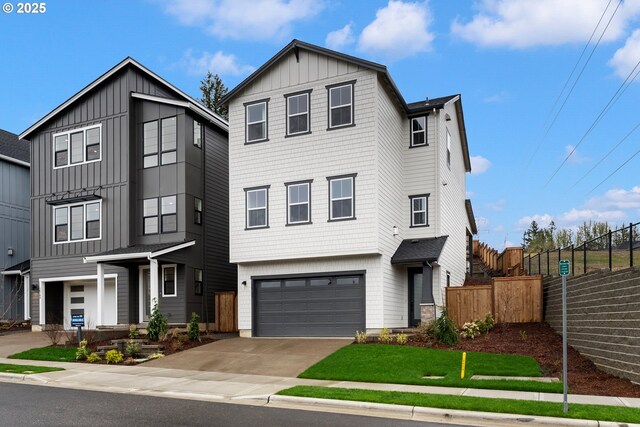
0,363,64,374
8,347,76,362
299,344,563,393
278,386,640,424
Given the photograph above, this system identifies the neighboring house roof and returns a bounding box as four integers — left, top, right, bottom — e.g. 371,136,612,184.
0,129,30,167
465,199,478,235
219,39,471,173
0,260,30,275
83,240,196,263
19,58,228,140
391,236,449,265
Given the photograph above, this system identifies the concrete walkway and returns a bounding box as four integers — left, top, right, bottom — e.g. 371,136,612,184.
0,332,51,357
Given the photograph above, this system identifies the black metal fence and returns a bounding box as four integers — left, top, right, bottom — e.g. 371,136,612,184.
523,222,640,277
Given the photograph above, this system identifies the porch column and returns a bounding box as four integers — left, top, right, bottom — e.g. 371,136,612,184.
97,263,105,327
149,258,159,314
420,262,436,323
23,274,30,320
39,280,45,326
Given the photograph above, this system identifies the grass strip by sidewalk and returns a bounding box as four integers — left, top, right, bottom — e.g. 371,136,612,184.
8,347,76,362
0,363,63,374
278,386,640,424
299,344,563,393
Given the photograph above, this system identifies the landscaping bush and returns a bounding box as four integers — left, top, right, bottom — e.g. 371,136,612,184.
126,340,141,358
129,324,139,339
147,353,165,360
147,301,168,341
105,349,124,364
355,330,368,344
396,333,408,345
378,327,394,344
188,312,201,342
86,352,102,363
75,339,91,361
413,320,437,342
434,308,458,346
476,313,495,333
461,321,481,339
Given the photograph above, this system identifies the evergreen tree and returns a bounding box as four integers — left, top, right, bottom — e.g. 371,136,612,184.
199,72,228,120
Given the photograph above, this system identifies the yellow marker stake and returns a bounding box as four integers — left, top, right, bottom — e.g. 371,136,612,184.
461,352,467,379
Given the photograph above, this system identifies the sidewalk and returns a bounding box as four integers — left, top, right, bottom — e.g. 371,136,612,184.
1,357,639,425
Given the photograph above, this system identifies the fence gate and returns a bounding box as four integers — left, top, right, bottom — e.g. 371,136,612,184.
214,291,238,332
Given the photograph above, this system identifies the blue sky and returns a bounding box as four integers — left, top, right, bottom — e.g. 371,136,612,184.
2,0,640,249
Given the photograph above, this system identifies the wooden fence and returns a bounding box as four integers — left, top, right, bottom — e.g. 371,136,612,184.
214,291,238,332
473,241,524,276
446,276,543,327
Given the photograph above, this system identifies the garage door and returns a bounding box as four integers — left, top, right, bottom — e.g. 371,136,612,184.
254,273,365,337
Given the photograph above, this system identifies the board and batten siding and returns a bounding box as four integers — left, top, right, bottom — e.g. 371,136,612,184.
229,52,380,264
0,160,29,270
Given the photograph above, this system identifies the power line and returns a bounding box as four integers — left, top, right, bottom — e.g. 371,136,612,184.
524,0,620,170
543,55,640,189
571,120,640,188
586,146,640,196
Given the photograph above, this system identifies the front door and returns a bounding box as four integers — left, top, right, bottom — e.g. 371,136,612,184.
139,267,151,322
408,268,423,327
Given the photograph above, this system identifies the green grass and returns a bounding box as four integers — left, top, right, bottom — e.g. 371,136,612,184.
0,363,63,374
279,386,640,424
8,346,76,362
299,344,563,393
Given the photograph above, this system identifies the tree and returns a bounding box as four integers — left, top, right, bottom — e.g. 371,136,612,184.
554,228,574,248
522,220,555,253
199,72,228,120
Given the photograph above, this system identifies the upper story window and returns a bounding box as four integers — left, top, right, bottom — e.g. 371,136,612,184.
143,121,159,168
161,195,177,233
194,120,202,148
286,91,311,136
143,198,158,235
194,197,203,225
245,186,269,229
411,117,427,147
161,117,177,165
286,180,311,225
328,174,356,221
245,100,268,143
162,264,177,297
194,268,203,296
53,124,101,169
446,128,452,169
53,200,101,244
327,81,355,129
410,194,429,227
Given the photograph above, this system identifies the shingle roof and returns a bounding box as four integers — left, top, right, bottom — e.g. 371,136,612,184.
391,236,448,265
466,199,478,235
94,242,187,257
0,129,30,164
2,259,30,274
407,95,459,113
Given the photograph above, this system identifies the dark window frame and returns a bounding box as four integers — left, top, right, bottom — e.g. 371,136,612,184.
161,195,177,233
410,116,428,148
285,179,313,226
161,116,177,165
327,173,357,222
143,197,159,235
284,89,312,137
409,194,430,228
162,264,177,297
326,80,356,130
244,99,270,144
194,197,203,225
244,185,270,230
194,268,203,296
143,120,159,169
446,128,452,169
193,120,202,148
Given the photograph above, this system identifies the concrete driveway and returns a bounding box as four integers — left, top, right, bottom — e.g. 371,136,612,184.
144,338,351,377
0,331,51,357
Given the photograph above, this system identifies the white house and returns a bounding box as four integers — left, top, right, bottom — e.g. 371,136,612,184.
222,40,477,337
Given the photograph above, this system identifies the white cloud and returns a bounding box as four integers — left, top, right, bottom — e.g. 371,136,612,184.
564,145,590,164
585,186,640,210
466,191,475,198
326,23,355,51
358,1,434,60
483,91,509,103
470,155,491,174
181,49,255,76
609,29,640,78
486,199,506,212
503,240,515,249
159,0,324,40
558,208,626,223
451,0,640,48
517,214,554,230
493,224,505,233
476,216,490,230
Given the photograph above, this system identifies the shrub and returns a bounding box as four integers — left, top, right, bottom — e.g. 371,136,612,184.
86,352,102,363
378,327,394,344
147,353,164,360
414,321,437,342
75,339,91,361
460,321,481,339
434,308,458,346
147,301,168,341
188,312,201,342
355,330,368,344
519,330,528,341
483,313,495,331
129,324,139,339
43,323,63,346
126,340,141,358
105,349,124,364
396,333,408,345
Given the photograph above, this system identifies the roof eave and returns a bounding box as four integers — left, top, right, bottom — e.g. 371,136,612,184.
452,96,472,172
0,153,29,168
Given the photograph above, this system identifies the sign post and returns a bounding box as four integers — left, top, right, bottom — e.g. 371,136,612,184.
71,313,85,343
559,259,570,413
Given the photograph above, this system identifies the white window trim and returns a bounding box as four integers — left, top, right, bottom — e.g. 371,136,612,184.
287,182,310,224
53,199,102,245
162,264,177,297
52,123,102,170
329,84,353,129
411,196,428,227
329,177,354,220
286,93,310,136
246,101,267,143
411,117,427,147
246,188,268,228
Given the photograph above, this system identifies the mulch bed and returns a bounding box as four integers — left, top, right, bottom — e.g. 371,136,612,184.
409,322,640,398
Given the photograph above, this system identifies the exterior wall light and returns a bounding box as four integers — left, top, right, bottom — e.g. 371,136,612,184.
393,226,399,236
7,248,14,256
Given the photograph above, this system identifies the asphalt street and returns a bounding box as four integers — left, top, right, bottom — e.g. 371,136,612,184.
0,382,472,427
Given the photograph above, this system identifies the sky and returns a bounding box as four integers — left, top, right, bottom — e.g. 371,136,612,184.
1,0,640,250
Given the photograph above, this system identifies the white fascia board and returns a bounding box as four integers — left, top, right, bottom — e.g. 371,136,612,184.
0,270,21,276
83,252,151,263
150,240,196,258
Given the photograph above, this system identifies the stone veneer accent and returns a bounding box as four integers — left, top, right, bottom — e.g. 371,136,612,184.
421,303,436,324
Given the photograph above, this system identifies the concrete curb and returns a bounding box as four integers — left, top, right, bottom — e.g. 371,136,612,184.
269,395,640,427
0,372,49,384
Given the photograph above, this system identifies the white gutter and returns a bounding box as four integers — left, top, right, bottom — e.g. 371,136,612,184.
0,153,29,168
150,240,196,258
0,270,21,276
83,240,196,263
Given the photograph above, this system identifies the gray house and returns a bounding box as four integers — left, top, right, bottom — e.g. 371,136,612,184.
0,130,30,321
19,58,235,330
